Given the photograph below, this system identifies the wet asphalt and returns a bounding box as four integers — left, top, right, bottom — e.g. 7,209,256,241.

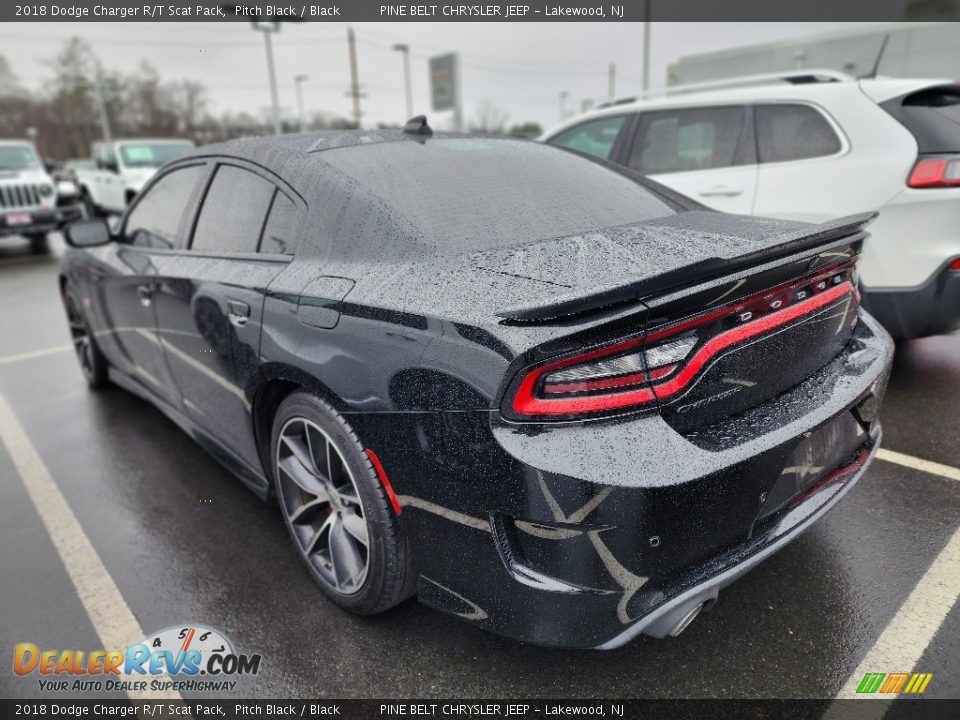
0,234,957,700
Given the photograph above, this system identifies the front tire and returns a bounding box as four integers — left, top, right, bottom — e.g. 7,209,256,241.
271,392,415,615
64,286,110,389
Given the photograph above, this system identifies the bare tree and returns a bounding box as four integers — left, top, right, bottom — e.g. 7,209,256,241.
469,99,509,134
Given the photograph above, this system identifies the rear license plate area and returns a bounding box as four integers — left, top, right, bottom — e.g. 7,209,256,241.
758,411,866,520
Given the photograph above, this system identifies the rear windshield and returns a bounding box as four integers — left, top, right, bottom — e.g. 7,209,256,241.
319,138,675,252
881,85,960,153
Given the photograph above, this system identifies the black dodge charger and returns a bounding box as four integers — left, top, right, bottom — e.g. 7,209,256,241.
59,123,894,649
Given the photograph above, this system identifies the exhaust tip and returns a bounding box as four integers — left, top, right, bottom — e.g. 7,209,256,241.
668,602,704,637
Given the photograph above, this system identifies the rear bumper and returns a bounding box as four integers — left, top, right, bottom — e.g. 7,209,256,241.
359,311,893,648
0,205,83,237
861,260,960,339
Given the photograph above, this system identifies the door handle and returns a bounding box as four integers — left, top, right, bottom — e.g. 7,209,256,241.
227,300,251,327
699,186,744,198
137,284,153,307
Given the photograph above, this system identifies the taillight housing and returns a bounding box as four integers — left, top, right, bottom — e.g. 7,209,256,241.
504,263,858,421
907,155,960,188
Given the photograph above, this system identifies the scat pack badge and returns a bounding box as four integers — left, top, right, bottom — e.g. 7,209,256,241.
13,624,261,693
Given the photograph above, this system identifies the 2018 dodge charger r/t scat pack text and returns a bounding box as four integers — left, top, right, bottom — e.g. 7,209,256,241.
58,124,893,649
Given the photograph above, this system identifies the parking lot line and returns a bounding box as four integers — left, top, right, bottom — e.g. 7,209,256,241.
0,344,72,366
0,391,182,701
833,521,960,699
877,448,960,482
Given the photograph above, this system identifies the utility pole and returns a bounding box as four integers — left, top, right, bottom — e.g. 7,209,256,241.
347,27,362,128
559,90,569,122
608,62,616,102
251,22,282,135
294,74,308,132
93,62,112,143
642,0,651,96
392,43,413,120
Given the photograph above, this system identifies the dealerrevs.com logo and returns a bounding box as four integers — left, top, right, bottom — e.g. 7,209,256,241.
13,625,261,693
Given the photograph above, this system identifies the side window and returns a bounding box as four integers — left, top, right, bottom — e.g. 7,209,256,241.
260,191,299,255
626,106,746,175
546,115,627,160
125,165,204,249
191,165,275,254
755,104,842,163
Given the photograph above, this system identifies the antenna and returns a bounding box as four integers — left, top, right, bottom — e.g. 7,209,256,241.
863,34,891,80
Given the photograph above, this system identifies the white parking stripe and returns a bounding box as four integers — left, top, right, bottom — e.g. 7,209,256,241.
833,522,960,700
877,448,960,483
0,392,182,701
0,344,72,366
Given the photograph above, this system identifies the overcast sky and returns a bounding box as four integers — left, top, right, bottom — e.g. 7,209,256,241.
0,21,885,131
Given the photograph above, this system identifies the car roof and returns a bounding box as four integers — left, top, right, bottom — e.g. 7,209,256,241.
542,75,954,138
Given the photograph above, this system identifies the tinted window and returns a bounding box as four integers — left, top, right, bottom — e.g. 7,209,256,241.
547,115,627,159
755,104,842,163
192,165,275,254
260,192,299,255
320,138,675,252
627,106,746,175
125,165,204,249
881,86,960,153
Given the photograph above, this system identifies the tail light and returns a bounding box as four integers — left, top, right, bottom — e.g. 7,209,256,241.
949,259,960,271
907,155,960,188
505,263,858,421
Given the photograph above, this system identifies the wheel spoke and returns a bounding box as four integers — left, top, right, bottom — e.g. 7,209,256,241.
329,521,365,588
278,454,326,497
305,513,335,557
282,433,319,476
288,494,330,525
340,510,368,546
306,425,332,481
336,486,361,507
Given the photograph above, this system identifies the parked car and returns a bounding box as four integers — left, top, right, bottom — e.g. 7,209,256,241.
59,125,893,649
0,140,82,252
543,71,960,340
75,138,195,216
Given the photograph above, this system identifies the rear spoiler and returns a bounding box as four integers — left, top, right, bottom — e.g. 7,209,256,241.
497,212,876,324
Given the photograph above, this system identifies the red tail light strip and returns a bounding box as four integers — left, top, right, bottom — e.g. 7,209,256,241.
511,281,854,417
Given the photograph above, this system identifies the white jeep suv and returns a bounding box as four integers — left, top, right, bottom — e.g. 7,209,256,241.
1,140,83,253
543,71,960,340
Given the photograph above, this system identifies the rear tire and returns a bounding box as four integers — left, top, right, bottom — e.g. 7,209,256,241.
63,286,110,389
271,392,415,615
27,233,49,254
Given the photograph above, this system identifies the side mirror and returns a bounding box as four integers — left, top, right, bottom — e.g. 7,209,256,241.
65,219,112,248
104,158,119,173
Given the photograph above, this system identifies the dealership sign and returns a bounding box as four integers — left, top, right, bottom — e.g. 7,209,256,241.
429,53,459,112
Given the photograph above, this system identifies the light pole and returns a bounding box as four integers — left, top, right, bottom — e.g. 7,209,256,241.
642,0,651,96
294,74,309,132
253,21,282,135
559,91,569,121
392,43,413,120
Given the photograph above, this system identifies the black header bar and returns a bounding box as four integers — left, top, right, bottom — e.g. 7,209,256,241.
3,0,958,22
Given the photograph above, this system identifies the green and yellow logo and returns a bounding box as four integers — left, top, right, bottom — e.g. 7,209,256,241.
856,672,933,695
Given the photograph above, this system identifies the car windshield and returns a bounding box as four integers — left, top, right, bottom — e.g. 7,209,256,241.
66,159,94,170
320,137,676,253
118,143,193,168
0,144,41,171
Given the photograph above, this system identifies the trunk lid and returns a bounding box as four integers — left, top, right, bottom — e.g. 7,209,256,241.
496,211,874,426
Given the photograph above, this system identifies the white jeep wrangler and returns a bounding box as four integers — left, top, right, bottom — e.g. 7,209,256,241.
75,138,195,216
0,140,83,253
